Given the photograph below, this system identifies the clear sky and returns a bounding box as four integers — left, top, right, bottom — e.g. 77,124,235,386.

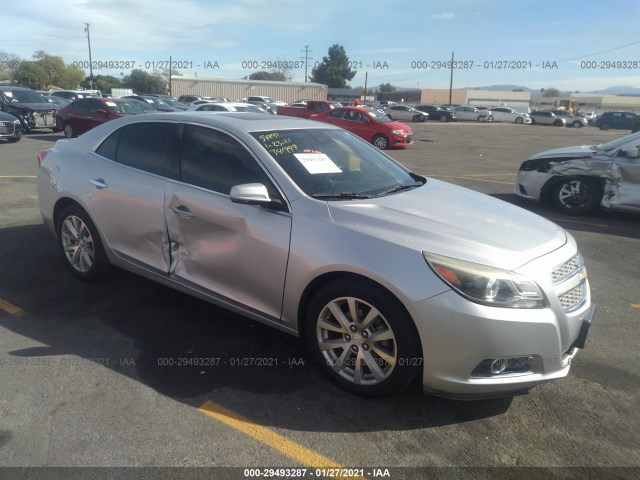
3,0,640,92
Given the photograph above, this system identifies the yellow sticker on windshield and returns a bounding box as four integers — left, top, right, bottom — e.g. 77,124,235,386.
349,153,360,172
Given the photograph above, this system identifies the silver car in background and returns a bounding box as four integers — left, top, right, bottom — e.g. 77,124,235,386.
37,112,593,398
515,131,640,214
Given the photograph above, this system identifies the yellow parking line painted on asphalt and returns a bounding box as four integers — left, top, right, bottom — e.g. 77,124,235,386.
0,175,37,179
435,175,514,185
198,400,363,478
631,304,640,309
0,299,25,317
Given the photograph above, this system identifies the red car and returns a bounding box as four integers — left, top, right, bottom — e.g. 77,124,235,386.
310,106,414,149
55,97,147,138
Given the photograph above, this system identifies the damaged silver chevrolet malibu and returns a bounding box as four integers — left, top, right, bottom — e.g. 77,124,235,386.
37,112,594,398
515,131,640,214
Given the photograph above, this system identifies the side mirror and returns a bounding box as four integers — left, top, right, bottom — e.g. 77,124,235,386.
96,109,108,116
620,147,640,158
230,183,283,209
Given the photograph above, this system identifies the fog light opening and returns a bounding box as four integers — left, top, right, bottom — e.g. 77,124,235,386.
490,358,508,375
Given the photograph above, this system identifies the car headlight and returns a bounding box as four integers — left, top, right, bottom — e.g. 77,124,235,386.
423,252,546,309
12,119,21,125
391,129,408,135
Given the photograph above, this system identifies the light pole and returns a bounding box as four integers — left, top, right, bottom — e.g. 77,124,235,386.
84,23,93,89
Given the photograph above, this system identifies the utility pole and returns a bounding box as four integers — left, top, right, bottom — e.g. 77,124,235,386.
301,45,312,82
84,23,93,89
448,51,454,105
364,71,368,103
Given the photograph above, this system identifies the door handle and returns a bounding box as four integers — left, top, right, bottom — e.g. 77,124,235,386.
89,178,108,189
170,204,194,219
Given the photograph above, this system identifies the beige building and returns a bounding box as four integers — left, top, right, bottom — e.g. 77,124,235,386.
379,88,531,110
168,76,327,103
533,93,640,114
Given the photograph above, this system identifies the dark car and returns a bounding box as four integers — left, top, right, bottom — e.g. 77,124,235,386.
0,111,23,142
594,111,640,131
55,97,147,138
178,95,203,104
122,95,181,112
414,105,457,122
0,86,59,132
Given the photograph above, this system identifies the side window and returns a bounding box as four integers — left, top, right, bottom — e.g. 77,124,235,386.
95,128,122,160
113,122,180,178
328,110,344,119
73,99,90,112
88,99,104,113
181,125,273,195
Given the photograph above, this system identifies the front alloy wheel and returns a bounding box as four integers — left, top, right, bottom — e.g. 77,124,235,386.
372,134,389,150
306,282,420,397
553,178,601,214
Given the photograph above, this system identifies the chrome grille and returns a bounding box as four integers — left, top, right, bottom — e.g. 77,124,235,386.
552,254,581,284
558,283,586,311
0,121,16,136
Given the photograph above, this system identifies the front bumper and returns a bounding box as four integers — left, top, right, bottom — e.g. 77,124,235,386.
408,245,593,398
390,133,414,147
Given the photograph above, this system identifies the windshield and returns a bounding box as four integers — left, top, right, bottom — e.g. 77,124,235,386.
1,89,48,104
365,109,393,123
105,100,147,114
234,105,264,113
597,131,640,151
251,128,423,198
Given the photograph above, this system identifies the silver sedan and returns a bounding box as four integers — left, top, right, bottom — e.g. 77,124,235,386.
37,112,593,398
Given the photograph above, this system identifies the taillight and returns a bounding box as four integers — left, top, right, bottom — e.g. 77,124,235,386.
37,149,51,166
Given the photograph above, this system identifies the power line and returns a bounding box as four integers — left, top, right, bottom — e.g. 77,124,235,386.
558,39,640,62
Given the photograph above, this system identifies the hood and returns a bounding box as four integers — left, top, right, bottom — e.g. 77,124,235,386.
327,179,566,271
384,120,413,131
529,145,597,160
10,102,58,111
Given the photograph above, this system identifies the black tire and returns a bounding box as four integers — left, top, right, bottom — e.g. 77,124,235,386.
63,122,76,138
372,134,389,150
599,123,610,131
439,115,448,122
515,117,524,124
412,115,422,123
8,137,21,143
553,120,564,127
552,177,601,215
477,116,485,122
305,280,421,397
572,121,582,128
530,118,536,125
57,205,110,281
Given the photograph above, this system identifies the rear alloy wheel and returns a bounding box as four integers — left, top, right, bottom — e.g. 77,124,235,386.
63,123,76,138
553,178,601,214
305,281,421,397
57,205,110,280
412,115,424,123
515,117,524,124
372,134,389,150
572,121,583,128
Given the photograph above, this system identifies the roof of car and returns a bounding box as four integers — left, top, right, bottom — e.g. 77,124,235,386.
85,112,340,136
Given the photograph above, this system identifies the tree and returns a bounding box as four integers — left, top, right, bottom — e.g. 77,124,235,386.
246,71,286,81
542,87,560,97
122,69,166,94
379,83,396,93
309,44,356,88
13,61,48,89
0,51,21,81
86,75,122,93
